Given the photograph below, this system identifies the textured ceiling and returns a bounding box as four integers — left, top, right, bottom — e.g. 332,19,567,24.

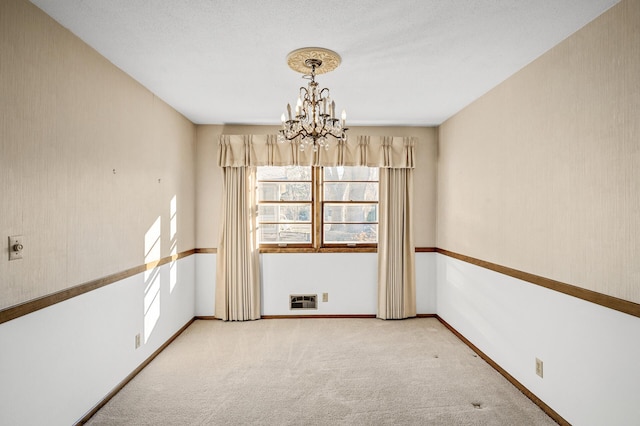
29,0,620,126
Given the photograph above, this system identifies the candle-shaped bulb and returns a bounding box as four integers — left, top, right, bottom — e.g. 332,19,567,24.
341,109,346,127
296,97,302,116
287,104,292,121
281,113,286,125
331,101,336,119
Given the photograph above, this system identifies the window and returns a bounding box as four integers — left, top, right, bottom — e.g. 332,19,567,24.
257,166,379,250
256,166,312,246
322,167,378,246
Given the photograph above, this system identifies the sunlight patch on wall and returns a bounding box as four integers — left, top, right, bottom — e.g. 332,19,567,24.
169,195,178,293
144,216,162,263
144,216,162,343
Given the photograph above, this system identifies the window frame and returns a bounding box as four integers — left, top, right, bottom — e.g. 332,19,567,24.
257,166,378,253
256,167,314,249
319,166,378,249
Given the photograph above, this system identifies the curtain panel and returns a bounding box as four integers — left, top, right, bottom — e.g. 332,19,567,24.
377,168,416,319
218,134,415,168
215,165,261,321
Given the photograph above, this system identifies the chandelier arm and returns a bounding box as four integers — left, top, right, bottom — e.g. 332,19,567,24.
281,129,307,141
325,132,343,140
319,87,330,99
317,118,330,136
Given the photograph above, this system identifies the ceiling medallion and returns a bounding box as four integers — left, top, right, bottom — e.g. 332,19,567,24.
286,47,342,75
278,48,347,152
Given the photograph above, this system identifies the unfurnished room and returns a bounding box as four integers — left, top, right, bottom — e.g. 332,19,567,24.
1,0,639,424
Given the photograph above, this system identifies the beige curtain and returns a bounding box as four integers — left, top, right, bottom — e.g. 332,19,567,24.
377,167,416,320
216,134,416,320
215,151,261,321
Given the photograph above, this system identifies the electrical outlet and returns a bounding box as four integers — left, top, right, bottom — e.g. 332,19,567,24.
322,293,328,302
535,358,543,378
135,334,141,349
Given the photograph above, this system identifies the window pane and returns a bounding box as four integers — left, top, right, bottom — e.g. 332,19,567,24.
257,165,313,246
259,204,311,223
258,182,311,201
259,223,312,244
257,166,311,181
324,182,378,201
259,224,279,243
323,204,378,223
323,166,378,181
259,204,278,222
323,224,378,244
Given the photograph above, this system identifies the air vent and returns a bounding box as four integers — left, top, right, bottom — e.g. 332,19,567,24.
290,294,317,310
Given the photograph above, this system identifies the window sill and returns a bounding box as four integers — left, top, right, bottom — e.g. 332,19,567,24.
259,246,377,254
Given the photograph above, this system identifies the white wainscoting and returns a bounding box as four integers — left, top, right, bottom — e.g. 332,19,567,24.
195,253,216,316
436,253,640,426
5,251,633,425
261,253,378,315
0,256,195,426
194,252,438,317
416,252,437,314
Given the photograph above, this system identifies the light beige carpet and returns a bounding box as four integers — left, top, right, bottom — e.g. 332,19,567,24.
87,318,556,425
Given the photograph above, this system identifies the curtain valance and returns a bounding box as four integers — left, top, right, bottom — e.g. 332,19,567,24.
218,134,415,168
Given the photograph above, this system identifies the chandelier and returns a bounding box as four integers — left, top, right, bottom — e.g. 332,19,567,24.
278,48,348,152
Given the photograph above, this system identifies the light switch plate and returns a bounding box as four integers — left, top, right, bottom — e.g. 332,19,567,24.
535,358,543,378
9,235,24,261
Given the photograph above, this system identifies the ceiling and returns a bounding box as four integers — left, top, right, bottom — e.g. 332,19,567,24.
30,0,620,126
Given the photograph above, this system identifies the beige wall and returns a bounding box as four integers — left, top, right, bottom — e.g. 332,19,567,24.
438,0,640,303
9,0,633,312
195,125,437,249
0,0,196,310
